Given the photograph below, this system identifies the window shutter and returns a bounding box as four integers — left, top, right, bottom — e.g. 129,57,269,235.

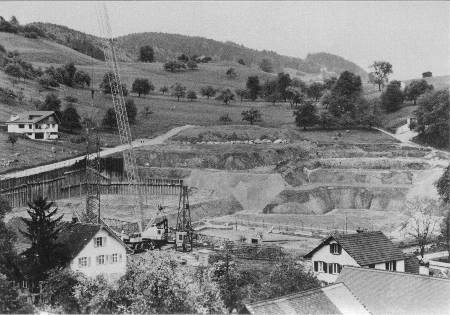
103,236,107,246
328,263,333,274
337,264,342,273
88,257,91,267
329,244,333,254
314,261,318,272
323,262,328,273
385,262,389,270
93,239,97,248
105,255,109,264
338,245,342,254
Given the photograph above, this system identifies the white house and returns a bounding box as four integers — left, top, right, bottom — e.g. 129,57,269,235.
6,111,59,140
304,231,405,283
57,221,128,281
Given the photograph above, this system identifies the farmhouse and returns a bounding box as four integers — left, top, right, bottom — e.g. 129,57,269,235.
6,111,59,140
304,231,405,283
56,221,128,281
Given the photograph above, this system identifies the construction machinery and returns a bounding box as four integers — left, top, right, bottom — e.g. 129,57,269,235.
91,5,193,252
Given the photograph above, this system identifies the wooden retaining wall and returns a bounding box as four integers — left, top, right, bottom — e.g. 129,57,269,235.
0,169,183,209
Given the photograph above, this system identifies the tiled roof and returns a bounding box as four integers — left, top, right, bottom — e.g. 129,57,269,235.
56,222,102,260
245,283,370,315
336,266,450,315
6,111,58,124
305,231,405,266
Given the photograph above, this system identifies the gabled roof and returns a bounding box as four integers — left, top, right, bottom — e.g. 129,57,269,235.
336,266,450,315
244,283,370,315
6,111,59,124
56,221,128,260
304,231,405,266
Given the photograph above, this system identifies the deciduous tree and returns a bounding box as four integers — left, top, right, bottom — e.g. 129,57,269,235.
381,81,404,112
246,76,261,101
241,108,262,125
171,83,187,101
369,61,393,91
216,89,235,105
61,106,81,132
186,90,197,101
132,78,154,97
293,100,319,130
404,79,433,105
139,45,154,62
307,82,325,101
200,86,217,99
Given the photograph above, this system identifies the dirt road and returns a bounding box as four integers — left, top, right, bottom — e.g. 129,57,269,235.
0,125,193,180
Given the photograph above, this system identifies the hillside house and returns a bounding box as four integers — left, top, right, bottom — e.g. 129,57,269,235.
56,221,128,281
6,111,59,140
304,231,405,283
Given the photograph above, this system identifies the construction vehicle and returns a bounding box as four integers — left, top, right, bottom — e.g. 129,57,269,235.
81,5,194,253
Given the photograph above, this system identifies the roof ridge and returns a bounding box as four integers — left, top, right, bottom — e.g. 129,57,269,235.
335,282,373,315
342,265,450,282
247,284,336,306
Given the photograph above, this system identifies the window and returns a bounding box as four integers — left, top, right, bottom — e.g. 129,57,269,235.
385,261,397,271
314,261,327,273
368,264,375,268
329,263,342,274
18,124,24,128
35,125,41,129
22,281,28,289
178,234,183,241
112,253,118,263
96,255,105,265
28,124,32,129
330,243,342,255
78,257,88,267
94,236,105,247
157,229,161,235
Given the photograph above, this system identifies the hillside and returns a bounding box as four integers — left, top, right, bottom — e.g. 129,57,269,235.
29,22,368,78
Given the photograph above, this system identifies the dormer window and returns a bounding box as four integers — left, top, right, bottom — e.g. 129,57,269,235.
330,243,342,255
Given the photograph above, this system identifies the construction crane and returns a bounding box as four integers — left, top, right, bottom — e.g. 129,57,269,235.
96,5,145,233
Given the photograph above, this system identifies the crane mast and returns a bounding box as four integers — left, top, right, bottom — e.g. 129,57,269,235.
97,6,144,232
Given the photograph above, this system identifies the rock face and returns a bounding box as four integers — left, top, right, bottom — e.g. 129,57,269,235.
263,186,408,214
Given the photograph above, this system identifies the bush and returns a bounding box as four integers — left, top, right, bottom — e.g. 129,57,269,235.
24,32,38,39
219,113,232,124
164,61,186,73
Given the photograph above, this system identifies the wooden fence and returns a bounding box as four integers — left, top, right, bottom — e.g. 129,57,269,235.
0,170,184,208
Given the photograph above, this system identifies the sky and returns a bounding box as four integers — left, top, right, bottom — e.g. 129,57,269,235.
1,1,449,80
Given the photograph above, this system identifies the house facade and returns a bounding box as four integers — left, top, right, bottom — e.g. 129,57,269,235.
6,111,59,140
304,231,405,283
57,222,128,281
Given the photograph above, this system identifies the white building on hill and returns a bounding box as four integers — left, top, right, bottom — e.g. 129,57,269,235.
6,111,59,140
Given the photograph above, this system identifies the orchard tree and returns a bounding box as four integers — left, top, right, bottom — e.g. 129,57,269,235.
186,60,198,70
125,99,137,124
277,72,291,101
263,79,279,104
307,82,325,101
100,71,128,96
139,45,154,62
61,106,81,132
241,108,262,125
400,197,439,258
186,90,197,101
235,89,248,102
415,89,449,148
73,71,91,88
171,83,186,101
404,79,433,104
293,100,318,130
216,89,235,105
226,67,237,79
369,61,393,91
200,86,217,99
246,76,261,101
102,108,116,128
6,134,17,151
159,86,169,95
286,87,305,108
381,81,404,112
132,78,154,97
259,58,273,73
